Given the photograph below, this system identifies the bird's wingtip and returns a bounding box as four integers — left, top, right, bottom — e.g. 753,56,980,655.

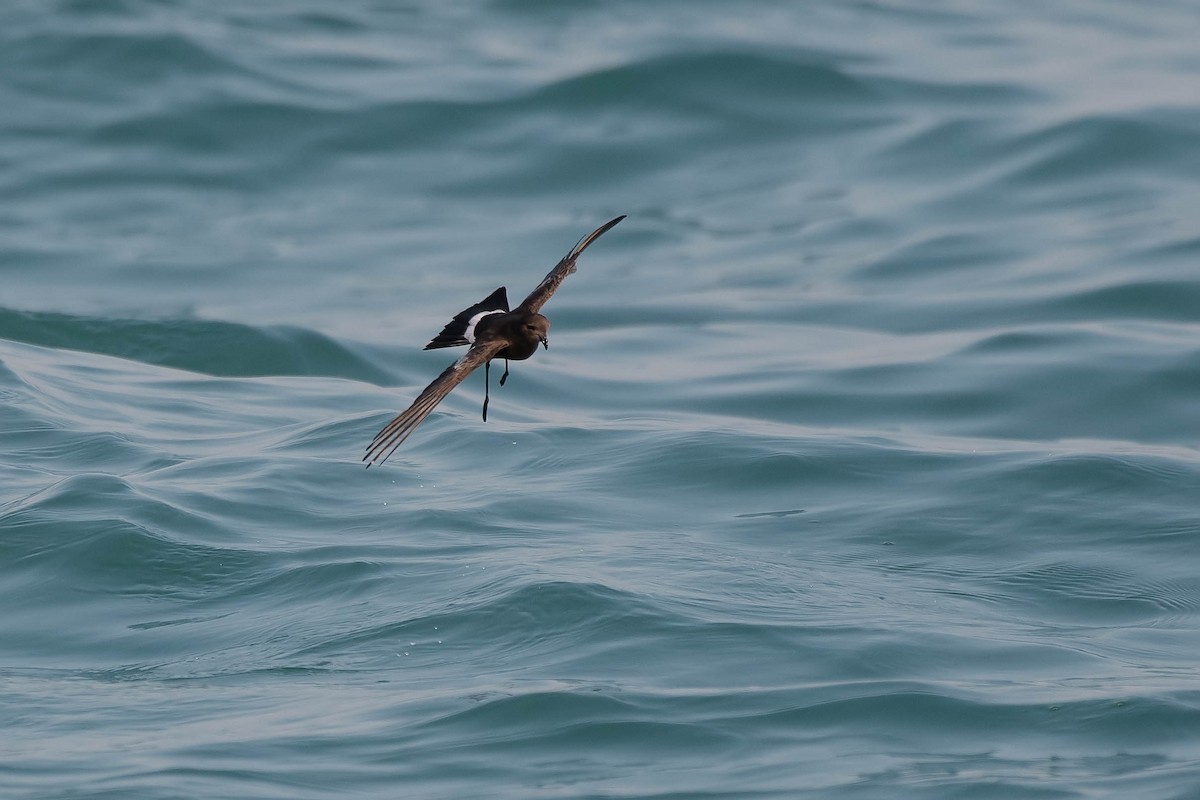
568,214,626,260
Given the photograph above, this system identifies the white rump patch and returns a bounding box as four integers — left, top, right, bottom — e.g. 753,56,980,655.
464,310,503,343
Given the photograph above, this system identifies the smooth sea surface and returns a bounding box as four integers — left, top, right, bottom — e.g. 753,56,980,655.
3,1,1199,798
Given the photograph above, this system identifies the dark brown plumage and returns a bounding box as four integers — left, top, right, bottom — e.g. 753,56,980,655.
364,215,624,466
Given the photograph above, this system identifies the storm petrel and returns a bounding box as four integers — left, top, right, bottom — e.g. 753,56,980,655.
364,215,625,466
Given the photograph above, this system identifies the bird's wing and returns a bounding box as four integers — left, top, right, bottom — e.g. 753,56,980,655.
516,215,625,314
364,338,508,466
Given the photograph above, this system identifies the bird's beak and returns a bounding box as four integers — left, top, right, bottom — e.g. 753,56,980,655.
540,336,549,350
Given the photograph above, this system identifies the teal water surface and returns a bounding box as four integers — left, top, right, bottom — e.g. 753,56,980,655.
3,1,1200,798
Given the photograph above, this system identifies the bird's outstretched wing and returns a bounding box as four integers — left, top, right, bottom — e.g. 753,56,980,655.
364,338,507,466
516,215,625,314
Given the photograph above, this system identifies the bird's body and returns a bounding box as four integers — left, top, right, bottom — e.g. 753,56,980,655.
364,215,624,466
480,313,548,362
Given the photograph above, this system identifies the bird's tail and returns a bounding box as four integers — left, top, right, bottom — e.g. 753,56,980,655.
423,286,510,349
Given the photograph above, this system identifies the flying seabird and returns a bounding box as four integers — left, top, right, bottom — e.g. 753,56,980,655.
364,215,625,466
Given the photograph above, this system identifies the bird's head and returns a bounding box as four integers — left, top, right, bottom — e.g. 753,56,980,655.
524,315,550,349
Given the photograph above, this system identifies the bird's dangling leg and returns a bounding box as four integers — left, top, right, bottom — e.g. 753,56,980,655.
499,359,511,387
482,360,491,422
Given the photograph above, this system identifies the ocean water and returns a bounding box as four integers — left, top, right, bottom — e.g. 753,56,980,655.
2,0,1199,797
